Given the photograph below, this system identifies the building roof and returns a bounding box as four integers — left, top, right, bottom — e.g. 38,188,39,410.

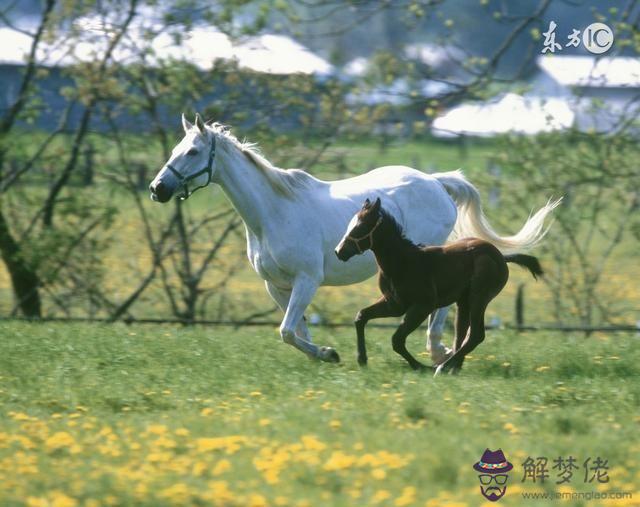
431,92,574,137
537,55,640,88
0,22,333,76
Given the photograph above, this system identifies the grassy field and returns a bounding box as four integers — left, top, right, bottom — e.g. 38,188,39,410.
0,321,638,506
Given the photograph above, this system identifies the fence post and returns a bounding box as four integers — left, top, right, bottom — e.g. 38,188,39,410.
515,283,524,330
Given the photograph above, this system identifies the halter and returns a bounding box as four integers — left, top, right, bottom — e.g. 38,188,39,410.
345,215,383,254
164,135,217,200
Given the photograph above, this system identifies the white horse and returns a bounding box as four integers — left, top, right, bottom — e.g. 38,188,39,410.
150,114,558,363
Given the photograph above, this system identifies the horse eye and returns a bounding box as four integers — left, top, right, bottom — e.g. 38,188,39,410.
187,148,198,156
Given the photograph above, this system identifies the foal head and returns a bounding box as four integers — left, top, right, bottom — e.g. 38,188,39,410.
335,197,383,261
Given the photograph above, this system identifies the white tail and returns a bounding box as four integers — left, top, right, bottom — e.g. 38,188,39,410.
433,170,562,253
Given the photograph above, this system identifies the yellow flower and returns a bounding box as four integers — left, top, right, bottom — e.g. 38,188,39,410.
301,435,326,451
372,490,391,503
259,418,271,426
146,424,167,435
323,450,357,471
26,498,47,507
394,486,416,506
9,411,32,421
329,419,342,429
535,365,551,372
249,391,262,397
247,493,267,507
159,483,190,503
200,407,214,416
45,432,76,452
213,459,232,476
50,491,77,507
371,468,387,479
175,428,190,437
503,422,519,435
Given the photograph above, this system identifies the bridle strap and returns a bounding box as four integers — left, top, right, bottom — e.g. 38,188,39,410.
164,135,217,200
346,216,383,254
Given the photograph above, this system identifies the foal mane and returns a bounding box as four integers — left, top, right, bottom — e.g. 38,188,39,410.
380,209,421,251
204,122,316,197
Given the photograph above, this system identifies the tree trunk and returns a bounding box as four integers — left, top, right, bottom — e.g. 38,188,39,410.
0,208,41,317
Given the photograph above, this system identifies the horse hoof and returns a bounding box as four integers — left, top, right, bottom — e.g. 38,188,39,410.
428,344,453,366
319,346,340,363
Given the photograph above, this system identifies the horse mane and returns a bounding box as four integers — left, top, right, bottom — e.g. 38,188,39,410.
204,122,317,197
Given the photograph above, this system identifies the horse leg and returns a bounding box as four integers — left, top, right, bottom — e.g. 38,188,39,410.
355,297,404,366
265,281,312,342
436,298,488,376
392,304,433,371
279,274,340,363
426,306,452,365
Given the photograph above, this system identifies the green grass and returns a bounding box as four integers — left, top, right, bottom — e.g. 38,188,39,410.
0,321,638,506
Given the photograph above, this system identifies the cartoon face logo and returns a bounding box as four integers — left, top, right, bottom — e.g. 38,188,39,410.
473,449,513,502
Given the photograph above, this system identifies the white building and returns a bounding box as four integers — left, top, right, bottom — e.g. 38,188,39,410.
432,55,640,137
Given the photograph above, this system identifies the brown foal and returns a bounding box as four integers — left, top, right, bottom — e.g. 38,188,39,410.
335,197,542,375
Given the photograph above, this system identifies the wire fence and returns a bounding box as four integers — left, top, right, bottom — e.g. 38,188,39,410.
1,315,638,334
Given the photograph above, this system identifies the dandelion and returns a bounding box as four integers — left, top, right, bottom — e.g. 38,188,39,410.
175,428,190,437
213,459,232,476
371,468,386,479
45,432,76,452
259,418,271,427
247,493,268,507
323,450,357,471
200,408,214,416
394,486,416,506
301,435,326,451
503,422,519,435
147,424,167,435
159,483,190,504
50,491,78,507
249,391,262,397
10,412,32,421
26,498,47,507
372,490,391,503
329,419,342,429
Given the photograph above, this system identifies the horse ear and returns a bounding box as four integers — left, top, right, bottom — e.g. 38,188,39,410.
195,113,206,133
182,113,193,133
363,198,371,208
371,197,381,213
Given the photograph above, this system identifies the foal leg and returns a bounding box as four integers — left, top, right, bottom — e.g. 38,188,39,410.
453,293,470,354
355,297,404,366
392,304,433,371
427,306,453,365
436,299,488,376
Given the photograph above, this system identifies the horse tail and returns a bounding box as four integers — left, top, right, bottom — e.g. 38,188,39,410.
432,169,561,254
504,254,544,280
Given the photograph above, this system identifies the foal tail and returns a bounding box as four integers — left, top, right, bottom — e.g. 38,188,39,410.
504,254,543,280
433,170,561,254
